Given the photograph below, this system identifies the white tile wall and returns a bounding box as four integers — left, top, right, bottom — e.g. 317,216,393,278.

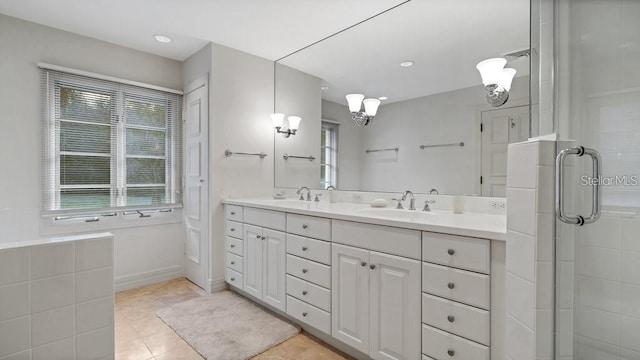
0,235,114,360
506,139,556,360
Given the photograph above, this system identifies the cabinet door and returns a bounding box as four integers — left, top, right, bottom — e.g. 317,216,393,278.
262,229,286,311
332,243,370,355
243,224,263,298
370,251,421,360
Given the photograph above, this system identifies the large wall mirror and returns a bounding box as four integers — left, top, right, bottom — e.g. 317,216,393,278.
274,0,530,197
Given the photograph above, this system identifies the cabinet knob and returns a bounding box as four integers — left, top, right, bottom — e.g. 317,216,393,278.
302,269,308,273
230,244,235,248
447,282,455,289
361,261,367,267
302,246,308,251
370,264,376,270
302,224,308,229
302,312,308,317
302,291,308,295
261,236,266,240
256,234,261,239
447,349,455,357
448,248,455,256
230,228,235,232
231,261,235,265
230,277,235,281
230,212,236,215
447,315,455,323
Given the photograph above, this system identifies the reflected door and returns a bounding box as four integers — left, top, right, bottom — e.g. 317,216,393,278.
555,1,640,359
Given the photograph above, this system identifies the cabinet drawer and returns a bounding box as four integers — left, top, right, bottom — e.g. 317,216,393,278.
286,275,331,312
286,254,331,289
422,262,490,310
226,252,243,274
226,220,243,239
226,236,243,256
422,233,490,274
287,214,331,241
286,234,331,265
422,293,490,346
225,268,243,289
244,207,286,231
332,220,421,260
422,324,489,360
286,295,331,335
225,205,243,222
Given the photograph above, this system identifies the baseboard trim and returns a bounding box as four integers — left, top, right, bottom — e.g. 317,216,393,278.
209,277,227,293
115,265,184,292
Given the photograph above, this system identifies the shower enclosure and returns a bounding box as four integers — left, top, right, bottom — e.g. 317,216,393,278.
553,0,640,359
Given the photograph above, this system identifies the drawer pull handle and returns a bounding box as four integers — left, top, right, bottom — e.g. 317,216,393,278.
361,261,367,267
302,291,308,295
230,244,235,248
231,261,235,265
447,349,455,357
370,264,376,270
302,269,308,274
302,224,308,229
447,315,455,323
230,228,235,232
230,277,235,281
447,282,455,289
302,246,308,251
230,212,236,215
448,248,455,255
302,312,308,317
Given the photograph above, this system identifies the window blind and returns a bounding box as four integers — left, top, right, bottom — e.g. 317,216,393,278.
41,67,183,216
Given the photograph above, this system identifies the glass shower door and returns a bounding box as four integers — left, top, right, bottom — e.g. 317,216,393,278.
555,0,640,359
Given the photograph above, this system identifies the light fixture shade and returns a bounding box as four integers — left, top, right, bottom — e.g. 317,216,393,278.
363,98,381,116
287,116,302,131
500,68,517,91
476,58,507,86
346,94,365,112
271,113,284,128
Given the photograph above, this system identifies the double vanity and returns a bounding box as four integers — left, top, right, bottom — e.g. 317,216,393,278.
222,198,506,360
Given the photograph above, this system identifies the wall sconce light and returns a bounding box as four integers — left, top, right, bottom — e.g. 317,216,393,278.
271,113,301,138
345,94,381,126
476,58,516,107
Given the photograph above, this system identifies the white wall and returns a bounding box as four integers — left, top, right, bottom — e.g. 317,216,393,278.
0,14,185,290
274,63,322,188
208,43,275,289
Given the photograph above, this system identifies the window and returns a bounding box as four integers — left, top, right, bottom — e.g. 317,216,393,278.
320,121,338,189
41,68,182,215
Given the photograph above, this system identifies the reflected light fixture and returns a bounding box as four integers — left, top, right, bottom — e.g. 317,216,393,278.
476,58,516,107
271,113,301,138
345,94,381,127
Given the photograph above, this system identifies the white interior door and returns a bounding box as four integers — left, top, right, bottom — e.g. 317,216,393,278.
184,78,208,289
481,105,530,197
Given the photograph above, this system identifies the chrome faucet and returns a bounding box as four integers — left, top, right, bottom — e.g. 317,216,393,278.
401,190,416,211
429,188,439,195
423,200,436,212
326,185,336,190
297,186,311,201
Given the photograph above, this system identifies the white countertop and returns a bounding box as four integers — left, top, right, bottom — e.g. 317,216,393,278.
222,198,506,241
0,232,115,250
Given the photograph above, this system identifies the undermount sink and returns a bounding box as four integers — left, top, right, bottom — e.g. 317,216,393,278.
261,199,327,209
356,208,439,221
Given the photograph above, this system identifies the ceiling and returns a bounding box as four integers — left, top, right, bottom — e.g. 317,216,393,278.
0,0,407,61
278,0,530,104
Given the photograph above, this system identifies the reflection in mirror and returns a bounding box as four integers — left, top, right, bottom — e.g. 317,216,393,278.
274,0,530,196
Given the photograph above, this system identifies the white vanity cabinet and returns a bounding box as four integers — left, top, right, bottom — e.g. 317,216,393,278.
240,207,287,312
421,232,491,360
224,205,244,289
332,220,421,360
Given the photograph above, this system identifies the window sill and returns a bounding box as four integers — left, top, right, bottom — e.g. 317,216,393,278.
40,209,183,236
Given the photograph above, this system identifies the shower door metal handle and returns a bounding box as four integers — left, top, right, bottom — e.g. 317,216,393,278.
556,146,602,226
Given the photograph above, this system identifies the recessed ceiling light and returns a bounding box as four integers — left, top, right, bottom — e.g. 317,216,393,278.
321,86,329,90
154,34,173,44
378,96,388,101
400,61,414,67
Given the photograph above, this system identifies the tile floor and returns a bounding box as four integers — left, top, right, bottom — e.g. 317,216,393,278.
115,278,353,360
